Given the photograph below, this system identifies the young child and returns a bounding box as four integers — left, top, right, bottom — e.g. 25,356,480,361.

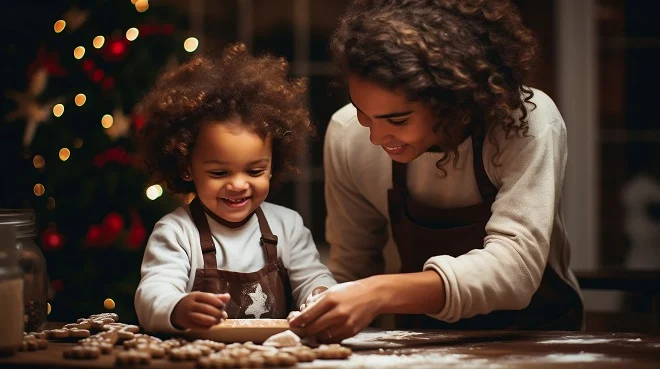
134,43,336,333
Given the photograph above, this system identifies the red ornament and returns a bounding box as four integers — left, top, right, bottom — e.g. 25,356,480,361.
51,279,63,292
91,69,104,82
82,59,95,72
41,227,64,250
27,45,67,79
126,211,147,248
102,76,115,90
84,224,103,247
102,38,128,63
132,114,146,130
101,212,125,240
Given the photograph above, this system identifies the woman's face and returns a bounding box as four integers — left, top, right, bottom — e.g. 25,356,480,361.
348,75,441,163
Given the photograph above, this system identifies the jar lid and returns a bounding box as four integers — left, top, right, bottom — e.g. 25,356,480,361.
0,209,37,238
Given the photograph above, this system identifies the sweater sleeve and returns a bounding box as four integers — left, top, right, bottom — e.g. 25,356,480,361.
134,218,191,333
284,212,337,309
324,117,390,282
424,101,567,322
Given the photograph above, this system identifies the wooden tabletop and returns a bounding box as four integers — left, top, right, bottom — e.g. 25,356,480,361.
1,328,659,369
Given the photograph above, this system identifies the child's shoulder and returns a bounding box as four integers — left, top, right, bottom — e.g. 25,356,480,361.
153,205,195,231
259,202,304,229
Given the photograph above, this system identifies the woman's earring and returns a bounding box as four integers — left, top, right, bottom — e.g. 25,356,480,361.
183,171,190,179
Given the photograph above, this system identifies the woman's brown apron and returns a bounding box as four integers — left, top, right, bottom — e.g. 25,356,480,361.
188,197,292,318
387,135,583,330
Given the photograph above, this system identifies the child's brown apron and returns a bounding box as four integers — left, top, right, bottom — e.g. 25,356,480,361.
387,135,583,330
188,197,292,318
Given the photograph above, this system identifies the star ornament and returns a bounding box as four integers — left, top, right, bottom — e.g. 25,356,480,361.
62,7,89,31
5,68,62,147
244,283,269,319
105,107,131,141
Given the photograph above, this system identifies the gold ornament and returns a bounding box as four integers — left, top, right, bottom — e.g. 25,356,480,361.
104,107,131,141
4,68,63,147
62,7,89,32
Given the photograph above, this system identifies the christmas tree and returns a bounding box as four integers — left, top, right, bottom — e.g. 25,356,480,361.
0,0,194,324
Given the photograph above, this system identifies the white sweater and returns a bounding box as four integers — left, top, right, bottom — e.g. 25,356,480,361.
135,202,337,333
324,88,582,323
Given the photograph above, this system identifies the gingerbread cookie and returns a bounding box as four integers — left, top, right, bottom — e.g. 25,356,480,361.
115,349,151,366
192,339,226,352
123,334,163,349
169,345,204,361
314,343,352,359
281,346,317,362
62,345,101,360
19,334,48,351
79,340,114,355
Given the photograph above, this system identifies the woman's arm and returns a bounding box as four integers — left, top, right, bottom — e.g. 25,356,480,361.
289,271,445,341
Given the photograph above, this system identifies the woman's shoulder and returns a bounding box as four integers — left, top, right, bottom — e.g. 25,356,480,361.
520,88,566,135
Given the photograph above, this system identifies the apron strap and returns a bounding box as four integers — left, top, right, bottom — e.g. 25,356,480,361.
392,161,407,190
189,197,218,269
255,207,279,264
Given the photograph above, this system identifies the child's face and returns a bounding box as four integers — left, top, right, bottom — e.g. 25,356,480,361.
348,75,443,163
186,120,272,223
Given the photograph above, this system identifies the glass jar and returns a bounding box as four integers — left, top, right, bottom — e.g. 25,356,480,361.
0,225,24,356
0,209,48,332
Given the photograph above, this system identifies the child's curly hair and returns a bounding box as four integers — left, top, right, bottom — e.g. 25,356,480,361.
330,0,539,168
137,43,313,194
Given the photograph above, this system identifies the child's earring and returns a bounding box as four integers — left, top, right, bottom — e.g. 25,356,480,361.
182,171,191,181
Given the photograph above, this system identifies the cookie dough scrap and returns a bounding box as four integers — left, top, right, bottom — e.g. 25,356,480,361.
262,330,301,348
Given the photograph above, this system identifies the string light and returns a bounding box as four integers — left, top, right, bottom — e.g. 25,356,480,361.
33,184,45,196
75,93,86,106
59,148,71,161
47,303,51,315
47,197,56,210
73,138,84,148
74,46,85,59
146,184,163,200
104,298,116,310
54,20,66,33
184,37,199,52
53,104,64,117
135,0,149,13
126,28,139,41
33,155,45,169
93,36,105,49
101,114,114,128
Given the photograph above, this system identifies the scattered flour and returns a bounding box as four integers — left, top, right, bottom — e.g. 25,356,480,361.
538,338,615,344
298,353,504,369
542,352,618,363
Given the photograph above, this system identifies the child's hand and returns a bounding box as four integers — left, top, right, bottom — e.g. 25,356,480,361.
171,292,230,330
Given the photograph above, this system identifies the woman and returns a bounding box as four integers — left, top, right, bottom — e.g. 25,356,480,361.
289,0,583,341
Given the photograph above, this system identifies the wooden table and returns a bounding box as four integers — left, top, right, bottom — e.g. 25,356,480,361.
1,329,659,369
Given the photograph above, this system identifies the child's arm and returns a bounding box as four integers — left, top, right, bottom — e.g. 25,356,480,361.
283,212,337,310
134,217,205,332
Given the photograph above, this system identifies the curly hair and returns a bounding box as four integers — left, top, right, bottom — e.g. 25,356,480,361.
330,0,539,168
137,43,312,194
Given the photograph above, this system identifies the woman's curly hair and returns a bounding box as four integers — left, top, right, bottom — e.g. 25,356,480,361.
137,43,313,194
330,0,539,168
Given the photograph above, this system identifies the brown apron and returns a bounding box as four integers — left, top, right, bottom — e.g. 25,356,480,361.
188,197,292,318
388,134,583,330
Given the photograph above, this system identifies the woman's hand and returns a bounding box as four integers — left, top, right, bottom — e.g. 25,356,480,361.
288,279,383,343
171,292,230,330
